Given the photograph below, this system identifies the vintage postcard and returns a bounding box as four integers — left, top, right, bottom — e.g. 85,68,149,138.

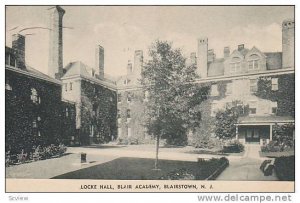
5,5,295,193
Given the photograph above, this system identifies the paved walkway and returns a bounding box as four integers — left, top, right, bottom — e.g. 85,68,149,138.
6,144,278,180
216,144,278,181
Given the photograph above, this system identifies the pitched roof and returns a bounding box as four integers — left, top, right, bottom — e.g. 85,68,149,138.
61,61,117,89
265,52,282,70
208,58,224,77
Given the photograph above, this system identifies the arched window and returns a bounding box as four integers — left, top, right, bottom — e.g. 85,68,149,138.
31,88,40,104
248,54,260,71
230,57,241,74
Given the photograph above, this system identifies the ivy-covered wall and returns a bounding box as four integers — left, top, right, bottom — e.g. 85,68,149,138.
5,70,66,153
255,73,295,117
117,89,148,143
79,80,117,145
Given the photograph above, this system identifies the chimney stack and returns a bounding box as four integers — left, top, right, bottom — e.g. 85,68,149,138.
133,50,143,79
48,6,65,79
12,34,26,69
197,38,208,78
95,45,104,78
238,44,244,51
224,47,230,58
207,49,215,62
282,19,295,68
127,60,133,75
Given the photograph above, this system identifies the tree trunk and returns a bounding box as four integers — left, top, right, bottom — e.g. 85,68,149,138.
154,133,160,170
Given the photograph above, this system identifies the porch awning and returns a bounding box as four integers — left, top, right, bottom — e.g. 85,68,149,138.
237,116,294,126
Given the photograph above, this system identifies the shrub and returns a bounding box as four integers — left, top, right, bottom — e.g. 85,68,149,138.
261,140,295,153
221,140,244,153
274,156,295,181
5,143,67,167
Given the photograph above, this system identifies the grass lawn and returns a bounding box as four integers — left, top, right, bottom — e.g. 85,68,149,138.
52,157,225,180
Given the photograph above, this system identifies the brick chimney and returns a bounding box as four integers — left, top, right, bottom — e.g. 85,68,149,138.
282,19,295,68
95,45,104,78
127,60,133,75
224,47,230,58
197,37,208,78
134,50,143,79
207,49,215,62
12,34,26,69
238,44,244,51
48,6,65,79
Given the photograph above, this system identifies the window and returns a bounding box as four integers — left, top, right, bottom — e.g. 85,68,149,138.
230,62,241,73
127,127,132,138
226,82,232,95
211,84,219,96
10,54,16,67
32,120,37,128
117,93,122,103
127,109,131,119
31,88,39,104
250,79,258,93
271,78,278,91
117,109,121,118
5,79,12,91
249,101,257,115
127,92,132,102
64,83,67,92
271,102,278,114
69,82,73,91
248,54,260,71
66,107,69,117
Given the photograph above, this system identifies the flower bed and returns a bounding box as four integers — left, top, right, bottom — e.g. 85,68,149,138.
160,157,229,180
221,140,244,153
6,143,67,167
274,156,295,181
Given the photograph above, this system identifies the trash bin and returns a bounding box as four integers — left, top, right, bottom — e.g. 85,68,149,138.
81,153,87,163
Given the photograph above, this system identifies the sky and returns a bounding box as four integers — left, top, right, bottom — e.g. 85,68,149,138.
5,6,294,77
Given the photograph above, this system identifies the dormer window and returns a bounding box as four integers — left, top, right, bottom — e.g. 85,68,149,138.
248,54,260,71
230,57,241,74
31,88,40,104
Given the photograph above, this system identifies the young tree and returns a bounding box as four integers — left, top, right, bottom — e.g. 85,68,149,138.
214,101,248,140
141,40,209,168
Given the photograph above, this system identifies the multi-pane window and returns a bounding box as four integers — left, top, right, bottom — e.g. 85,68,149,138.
271,78,278,91
248,54,260,71
230,62,241,73
250,79,258,93
249,101,257,115
31,88,40,104
117,93,122,103
211,84,219,96
226,82,232,95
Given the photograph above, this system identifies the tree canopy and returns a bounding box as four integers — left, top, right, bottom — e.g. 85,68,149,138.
141,40,209,145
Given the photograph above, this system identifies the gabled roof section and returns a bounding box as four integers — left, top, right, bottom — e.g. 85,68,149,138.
265,52,282,70
246,46,266,58
61,61,117,89
208,58,224,77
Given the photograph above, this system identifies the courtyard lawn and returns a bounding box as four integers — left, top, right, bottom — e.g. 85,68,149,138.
52,157,226,180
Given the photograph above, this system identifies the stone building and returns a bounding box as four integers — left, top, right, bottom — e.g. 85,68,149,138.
5,34,76,153
116,19,295,146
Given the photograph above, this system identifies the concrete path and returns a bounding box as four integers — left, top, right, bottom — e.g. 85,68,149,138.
217,144,278,181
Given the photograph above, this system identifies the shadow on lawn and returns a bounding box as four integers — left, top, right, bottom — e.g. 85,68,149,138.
52,157,222,180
